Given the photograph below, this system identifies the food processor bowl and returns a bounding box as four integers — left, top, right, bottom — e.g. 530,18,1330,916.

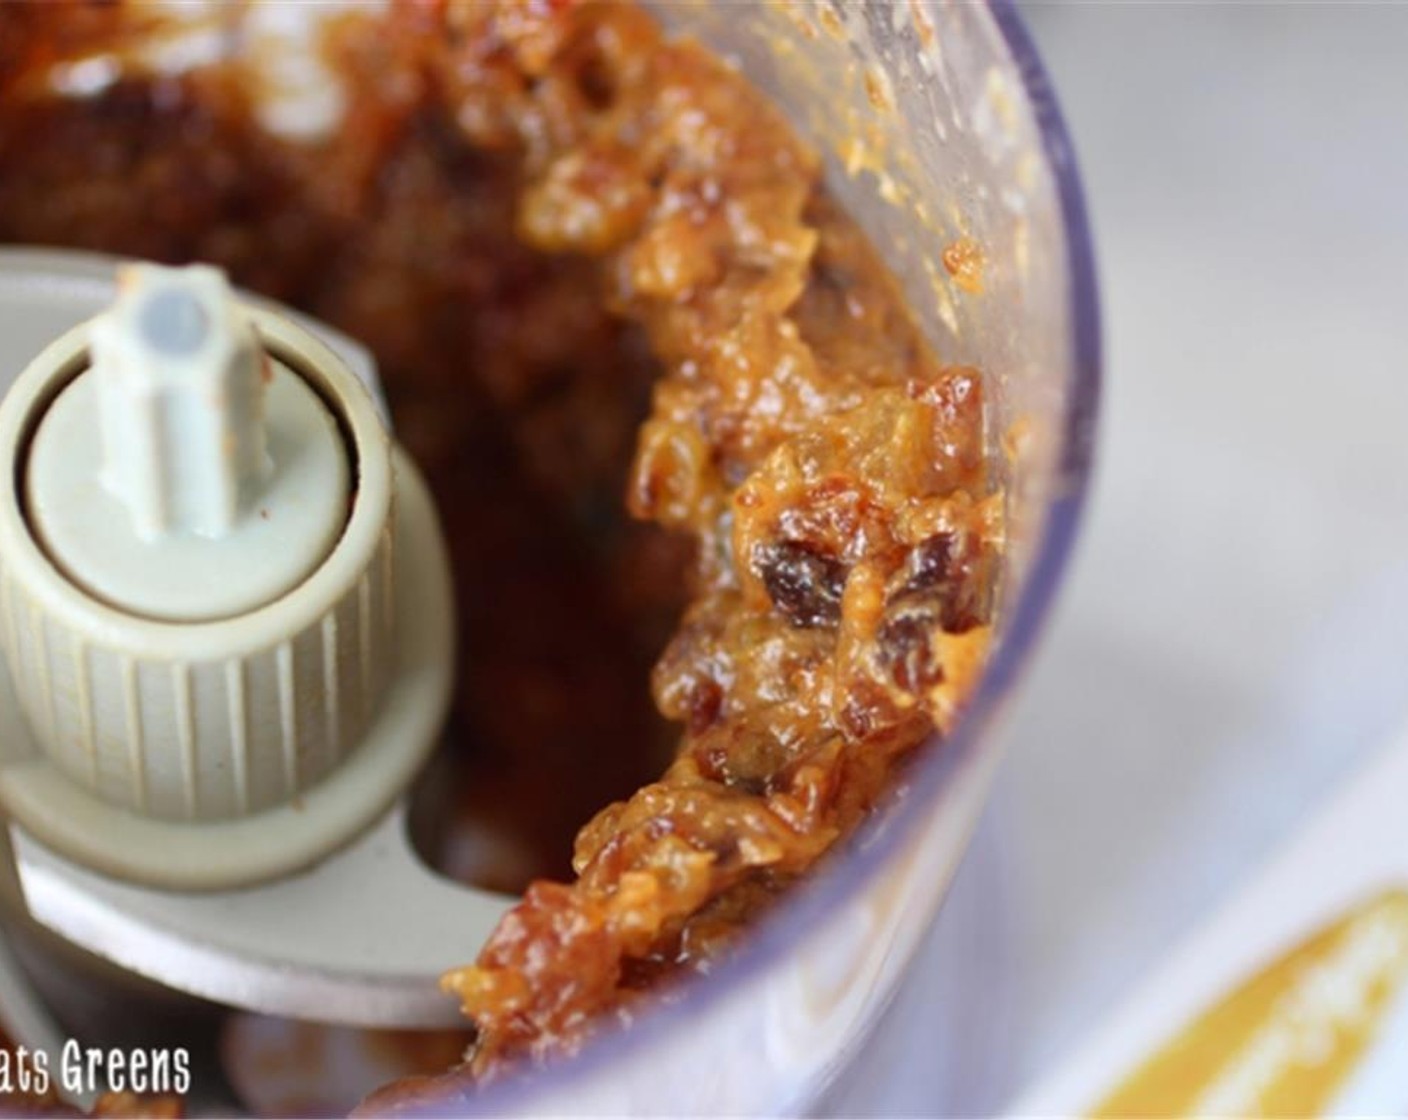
0,0,1097,1113
426,1,1100,1114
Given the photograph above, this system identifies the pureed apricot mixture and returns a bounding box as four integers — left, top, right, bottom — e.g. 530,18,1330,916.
0,0,1000,1092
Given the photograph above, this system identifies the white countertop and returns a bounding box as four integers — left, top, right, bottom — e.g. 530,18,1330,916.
827,6,1408,1114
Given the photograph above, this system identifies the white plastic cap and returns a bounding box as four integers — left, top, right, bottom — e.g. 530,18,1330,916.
0,253,455,891
26,265,349,623
92,264,270,541
0,269,398,831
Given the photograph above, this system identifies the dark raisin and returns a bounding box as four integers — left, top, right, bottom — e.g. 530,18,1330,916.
904,531,955,594
575,54,616,110
892,530,990,633
941,588,985,633
692,725,787,794
755,540,847,628
811,257,857,295
877,609,945,694
685,679,723,734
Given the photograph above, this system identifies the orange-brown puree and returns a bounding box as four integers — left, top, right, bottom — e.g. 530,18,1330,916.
0,0,999,1091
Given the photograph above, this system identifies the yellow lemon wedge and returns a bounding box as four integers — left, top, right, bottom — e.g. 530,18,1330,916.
1093,889,1408,1118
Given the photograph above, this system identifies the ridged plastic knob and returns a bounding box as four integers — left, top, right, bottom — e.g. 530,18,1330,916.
0,265,394,822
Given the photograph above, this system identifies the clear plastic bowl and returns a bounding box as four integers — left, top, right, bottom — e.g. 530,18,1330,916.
428,1,1101,1114
1,0,1097,1112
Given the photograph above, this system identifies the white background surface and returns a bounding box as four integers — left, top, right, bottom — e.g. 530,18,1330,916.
826,6,1408,1115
